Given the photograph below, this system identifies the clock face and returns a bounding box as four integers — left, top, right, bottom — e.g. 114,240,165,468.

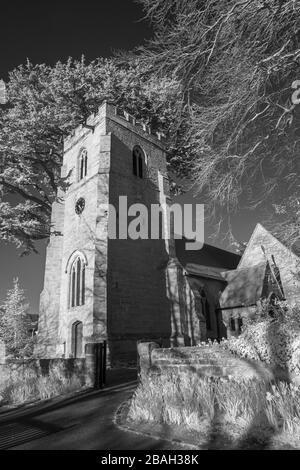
75,197,85,215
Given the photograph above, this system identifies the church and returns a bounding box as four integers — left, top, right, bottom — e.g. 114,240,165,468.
36,101,300,365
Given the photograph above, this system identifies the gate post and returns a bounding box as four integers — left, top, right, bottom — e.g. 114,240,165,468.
137,341,160,375
85,342,107,389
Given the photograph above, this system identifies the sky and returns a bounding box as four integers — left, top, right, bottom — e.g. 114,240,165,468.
0,0,259,314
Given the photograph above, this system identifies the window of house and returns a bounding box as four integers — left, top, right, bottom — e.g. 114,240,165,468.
230,317,236,331
200,289,211,330
69,255,86,308
132,146,145,178
79,148,88,181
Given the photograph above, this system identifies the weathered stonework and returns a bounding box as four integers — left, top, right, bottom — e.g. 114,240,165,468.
142,345,292,383
37,102,173,364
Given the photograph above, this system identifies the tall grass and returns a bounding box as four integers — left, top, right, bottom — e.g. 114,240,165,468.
265,382,300,437
128,369,300,444
0,364,83,405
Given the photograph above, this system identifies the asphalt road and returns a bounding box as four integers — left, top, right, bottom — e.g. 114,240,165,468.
0,369,182,450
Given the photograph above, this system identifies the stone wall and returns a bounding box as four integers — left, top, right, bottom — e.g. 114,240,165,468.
36,197,65,357
0,357,90,389
137,343,300,383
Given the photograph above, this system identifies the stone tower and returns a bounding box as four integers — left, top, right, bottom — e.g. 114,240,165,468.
36,102,172,364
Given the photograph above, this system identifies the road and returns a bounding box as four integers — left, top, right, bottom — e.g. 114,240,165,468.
0,369,182,450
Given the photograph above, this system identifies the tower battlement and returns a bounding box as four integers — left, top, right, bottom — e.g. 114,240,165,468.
64,101,166,152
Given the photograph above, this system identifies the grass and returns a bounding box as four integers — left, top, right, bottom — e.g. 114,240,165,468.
128,369,300,448
0,363,83,406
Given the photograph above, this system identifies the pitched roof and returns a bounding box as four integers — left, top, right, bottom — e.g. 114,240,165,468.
175,238,240,270
185,263,226,281
219,261,267,309
238,223,300,269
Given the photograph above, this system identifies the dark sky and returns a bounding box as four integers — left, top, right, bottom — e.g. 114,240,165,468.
0,0,258,314
0,0,152,79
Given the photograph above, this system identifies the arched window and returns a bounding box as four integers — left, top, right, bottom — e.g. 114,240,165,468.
71,321,83,358
132,145,145,178
69,255,86,308
79,148,88,181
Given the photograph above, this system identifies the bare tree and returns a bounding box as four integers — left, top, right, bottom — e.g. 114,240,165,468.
138,0,300,247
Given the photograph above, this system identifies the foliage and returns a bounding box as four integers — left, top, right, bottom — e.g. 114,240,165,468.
222,301,300,374
0,57,183,252
138,0,300,245
266,381,300,436
0,278,34,358
128,368,300,446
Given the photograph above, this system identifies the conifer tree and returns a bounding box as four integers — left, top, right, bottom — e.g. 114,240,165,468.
0,278,33,358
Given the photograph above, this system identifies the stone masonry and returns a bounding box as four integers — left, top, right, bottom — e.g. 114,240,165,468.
36,102,174,364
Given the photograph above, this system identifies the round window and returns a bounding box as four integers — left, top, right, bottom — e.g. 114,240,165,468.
75,197,85,215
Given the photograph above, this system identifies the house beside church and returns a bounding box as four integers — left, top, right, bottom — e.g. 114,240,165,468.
219,223,300,337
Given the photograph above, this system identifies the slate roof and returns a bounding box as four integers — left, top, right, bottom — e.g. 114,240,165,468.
175,238,240,270
184,263,226,281
219,261,267,309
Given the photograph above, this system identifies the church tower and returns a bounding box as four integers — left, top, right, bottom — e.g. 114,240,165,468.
36,102,172,364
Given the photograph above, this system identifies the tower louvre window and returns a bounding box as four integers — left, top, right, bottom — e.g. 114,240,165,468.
79,148,88,181
132,152,137,176
69,254,86,308
132,145,145,178
138,156,143,178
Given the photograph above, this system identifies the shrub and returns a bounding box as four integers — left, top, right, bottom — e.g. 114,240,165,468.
265,382,300,438
222,301,300,375
0,362,82,406
128,370,216,430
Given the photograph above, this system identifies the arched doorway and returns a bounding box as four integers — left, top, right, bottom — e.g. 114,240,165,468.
71,321,83,358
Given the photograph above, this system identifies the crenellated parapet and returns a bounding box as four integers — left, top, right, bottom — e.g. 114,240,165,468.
64,101,166,153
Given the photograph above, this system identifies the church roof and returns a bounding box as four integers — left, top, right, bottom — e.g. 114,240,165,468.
219,261,267,309
175,238,240,271
184,263,225,281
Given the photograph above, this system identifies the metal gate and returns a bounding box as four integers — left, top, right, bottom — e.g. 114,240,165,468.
94,341,106,389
